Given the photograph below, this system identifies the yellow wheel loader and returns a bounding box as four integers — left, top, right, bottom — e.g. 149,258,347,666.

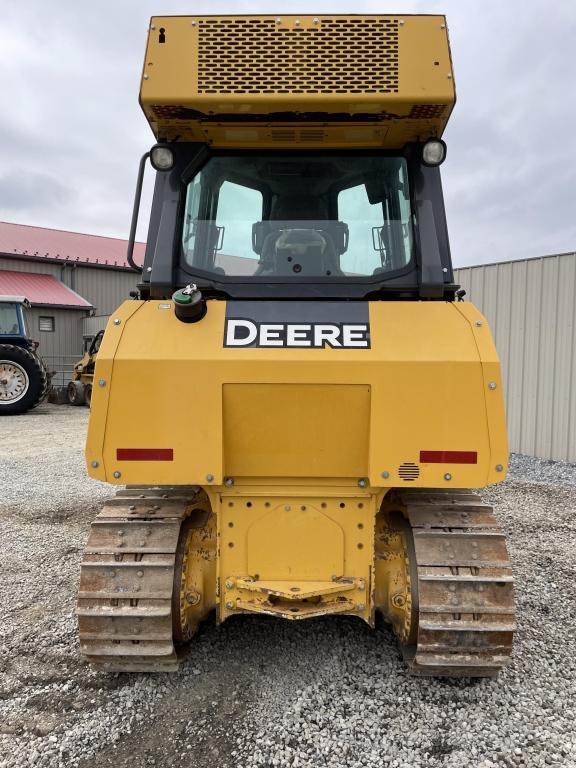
67,330,104,406
77,14,515,676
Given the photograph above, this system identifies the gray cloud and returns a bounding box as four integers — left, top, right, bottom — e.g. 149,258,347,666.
0,172,72,212
1,0,574,266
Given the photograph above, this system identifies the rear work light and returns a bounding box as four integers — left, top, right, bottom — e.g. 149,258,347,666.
420,450,477,464
421,138,447,166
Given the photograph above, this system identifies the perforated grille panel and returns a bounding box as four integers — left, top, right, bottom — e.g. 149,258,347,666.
197,18,399,95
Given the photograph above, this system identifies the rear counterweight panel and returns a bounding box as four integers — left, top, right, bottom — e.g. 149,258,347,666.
86,300,507,490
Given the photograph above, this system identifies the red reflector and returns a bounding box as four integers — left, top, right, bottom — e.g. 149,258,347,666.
116,448,173,461
419,450,478,464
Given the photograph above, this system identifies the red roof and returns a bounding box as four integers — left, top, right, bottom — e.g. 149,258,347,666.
0,221,145,269
0,270,92,308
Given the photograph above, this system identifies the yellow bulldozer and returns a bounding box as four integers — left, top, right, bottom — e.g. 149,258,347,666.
77,14,515,677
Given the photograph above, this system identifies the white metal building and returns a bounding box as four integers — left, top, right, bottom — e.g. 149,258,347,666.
454,252,576,463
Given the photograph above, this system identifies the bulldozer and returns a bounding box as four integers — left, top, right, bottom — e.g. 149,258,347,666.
78,14,516,677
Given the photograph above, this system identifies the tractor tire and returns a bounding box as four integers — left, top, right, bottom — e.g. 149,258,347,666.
85,383,93,407
0,344,49,416
67,380,86,406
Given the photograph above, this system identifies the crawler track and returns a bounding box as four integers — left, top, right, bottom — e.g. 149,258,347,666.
394,489,516,677
77,486,202,672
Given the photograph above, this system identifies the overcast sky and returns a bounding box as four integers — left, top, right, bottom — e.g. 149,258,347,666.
1,1,574,266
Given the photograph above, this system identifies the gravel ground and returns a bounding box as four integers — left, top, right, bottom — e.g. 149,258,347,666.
0,403,575,768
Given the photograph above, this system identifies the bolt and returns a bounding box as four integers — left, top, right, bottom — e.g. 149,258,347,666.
110,571,116,578
143,75,149,80
225,601,235,610
191,20,197,26
399,19,405,26
441,23,446,28
113,471,121,479
91,460,99,468
495,464,504,472
313,17,319,24
118,530,125,537
444,473,452,481
381,471,390,479
150,25,156,30
113,318,121,325
294,19,300,26
137,570,143,577
98,379,106,387
147,266,152,272
284,505,291,512
186,591,201,605
488,381,497,390
447,73,452,78
357,579,365,590
206,474,214,482
224,477,234,487
275,17,281,24
356,603,366,611
225,580,234,590
129,505,136,511
475,320,483,327
392,594,406,608
358,478,368,488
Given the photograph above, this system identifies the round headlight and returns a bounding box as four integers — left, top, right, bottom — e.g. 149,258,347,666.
150,145,174,171
422,139,447,166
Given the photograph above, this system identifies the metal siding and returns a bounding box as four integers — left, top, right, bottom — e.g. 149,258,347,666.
73,267,137,316
30,308,84,357
83,314,110,336
536,257,559,459
494,262,512,407
0,257,137,316
455,251,576,462
520,259,542,455
566,258,576,462
0,257,62,278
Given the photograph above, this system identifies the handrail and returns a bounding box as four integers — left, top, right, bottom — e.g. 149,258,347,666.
126,151,150,272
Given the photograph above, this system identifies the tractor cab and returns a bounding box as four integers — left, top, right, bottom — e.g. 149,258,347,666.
0,296,33,348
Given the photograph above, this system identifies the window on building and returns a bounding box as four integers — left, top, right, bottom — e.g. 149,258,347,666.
39,316,55,332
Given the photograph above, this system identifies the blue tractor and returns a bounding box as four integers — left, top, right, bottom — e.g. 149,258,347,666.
0,296,49,415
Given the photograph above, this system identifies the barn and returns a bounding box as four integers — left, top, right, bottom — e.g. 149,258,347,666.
0,221,142,385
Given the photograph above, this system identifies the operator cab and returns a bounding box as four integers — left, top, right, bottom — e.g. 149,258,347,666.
181,154,412,280
140,144,453,301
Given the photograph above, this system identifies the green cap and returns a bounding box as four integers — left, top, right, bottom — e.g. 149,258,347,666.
172,289,193,305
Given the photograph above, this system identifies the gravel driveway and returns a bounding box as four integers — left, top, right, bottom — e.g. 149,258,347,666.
0,404,575,768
